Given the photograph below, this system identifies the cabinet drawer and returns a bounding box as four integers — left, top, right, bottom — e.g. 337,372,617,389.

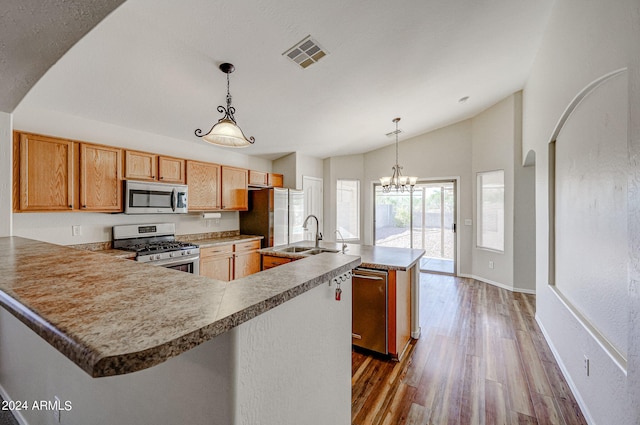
234,240,261,252
201,244,233,258
262,255,293,270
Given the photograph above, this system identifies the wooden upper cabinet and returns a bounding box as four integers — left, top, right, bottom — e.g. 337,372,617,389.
269,173,284,188
221,166,248,211
158,156,185,183
16,132,75,211
125,151,185,184
125,150,157,181
248,170,269,186
79,143,123,212
186,160,221,210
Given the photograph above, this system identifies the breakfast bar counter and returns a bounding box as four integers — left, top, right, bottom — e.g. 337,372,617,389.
0,236,360,378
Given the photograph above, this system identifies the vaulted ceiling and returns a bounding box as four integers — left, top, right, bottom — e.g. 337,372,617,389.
4,0,555,159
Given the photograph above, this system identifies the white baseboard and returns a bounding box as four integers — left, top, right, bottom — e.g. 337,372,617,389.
457,273,536,294
0,382,29,425
534,315,596,425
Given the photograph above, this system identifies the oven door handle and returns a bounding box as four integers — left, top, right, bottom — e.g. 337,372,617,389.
146,255,200,268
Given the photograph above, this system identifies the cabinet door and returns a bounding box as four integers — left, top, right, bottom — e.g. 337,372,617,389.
234,240,262,279
200,246,233,281
18,133,75,211
186,160,221,210
248,170,268,186
269,173,284,188
125,150,157,181
221,166,248,210
158,156,185,183
79,143,123,212
234,251,261,279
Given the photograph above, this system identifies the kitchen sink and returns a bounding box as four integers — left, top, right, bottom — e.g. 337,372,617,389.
305,248,340,255
275,246,316,253
274,246,340,255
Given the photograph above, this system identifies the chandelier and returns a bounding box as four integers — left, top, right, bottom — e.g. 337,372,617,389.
380,117,417,192
194,63,255,148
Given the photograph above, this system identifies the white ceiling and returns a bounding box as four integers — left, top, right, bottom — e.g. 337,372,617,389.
13,0,555,160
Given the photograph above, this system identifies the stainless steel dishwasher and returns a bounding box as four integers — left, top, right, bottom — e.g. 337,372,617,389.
352,267,388,354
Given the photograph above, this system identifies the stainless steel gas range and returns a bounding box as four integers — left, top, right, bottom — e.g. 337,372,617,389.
113,223,200,275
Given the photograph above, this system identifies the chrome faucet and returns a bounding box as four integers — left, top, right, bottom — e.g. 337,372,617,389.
335,229,348,254
303,214,323,248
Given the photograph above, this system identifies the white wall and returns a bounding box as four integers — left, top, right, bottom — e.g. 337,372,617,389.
0,276,352,425
10,108,272,243
273,152,323,190
522,0,638,423
470,95,516,288
627,7,640,419
555,73,628,359
273,153,297,189
0,112,12,237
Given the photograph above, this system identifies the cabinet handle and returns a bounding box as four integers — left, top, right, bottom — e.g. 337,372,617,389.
352,333,362,340
353,274,385,280
160,176,164,180
82,205,87,209
69,205,73,208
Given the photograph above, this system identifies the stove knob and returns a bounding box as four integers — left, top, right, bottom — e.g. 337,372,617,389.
170,252,176,258
155,255,161,260
181,251,186,256
186,250,191,255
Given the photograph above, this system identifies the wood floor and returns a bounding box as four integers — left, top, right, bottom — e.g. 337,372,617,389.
351,274,588,425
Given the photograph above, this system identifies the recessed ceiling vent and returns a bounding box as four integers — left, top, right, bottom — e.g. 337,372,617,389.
283,35,328,69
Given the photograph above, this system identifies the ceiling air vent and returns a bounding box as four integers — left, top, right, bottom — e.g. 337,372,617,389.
283,35,328,69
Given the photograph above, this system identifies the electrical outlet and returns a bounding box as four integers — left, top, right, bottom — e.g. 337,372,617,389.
72,225,81,236
54,396,61,422
489,261,494,269
584,355,590,376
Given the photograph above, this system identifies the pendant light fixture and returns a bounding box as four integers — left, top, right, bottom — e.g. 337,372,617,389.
194,63,255,148
380,117,417,192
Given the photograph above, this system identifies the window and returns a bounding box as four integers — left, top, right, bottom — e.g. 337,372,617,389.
336,179,360,240
477,170,504,251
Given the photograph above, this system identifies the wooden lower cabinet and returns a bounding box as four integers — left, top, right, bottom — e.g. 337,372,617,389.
234,240,261,279
201,240,262,281
261,254,294,270
387,269,412,360
200,245,233,281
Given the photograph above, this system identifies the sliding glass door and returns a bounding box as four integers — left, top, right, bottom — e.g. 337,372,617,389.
374,181,456,274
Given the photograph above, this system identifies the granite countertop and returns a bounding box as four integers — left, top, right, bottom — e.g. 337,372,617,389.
181,234,263,249
0,237,360,378
260,241,425,271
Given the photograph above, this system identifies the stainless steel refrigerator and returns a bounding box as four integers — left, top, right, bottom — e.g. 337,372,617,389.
240,188,305,248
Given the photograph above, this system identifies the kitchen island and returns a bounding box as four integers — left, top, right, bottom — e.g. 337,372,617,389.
0,236,360,425
261,241,425,359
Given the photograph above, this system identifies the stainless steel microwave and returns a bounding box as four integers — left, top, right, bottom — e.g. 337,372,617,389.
124,180,188,214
